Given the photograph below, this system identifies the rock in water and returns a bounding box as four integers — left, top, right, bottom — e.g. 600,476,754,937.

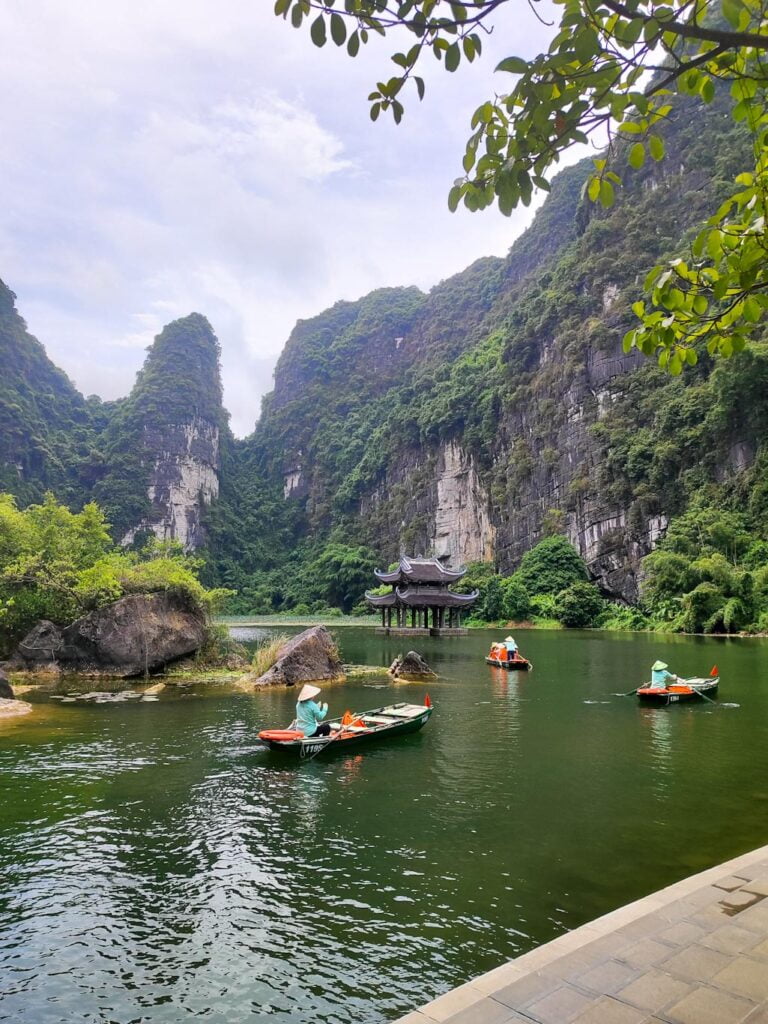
249,626,344,688
12,593,206,677
0,698,32,718
0,667,14,700
388,651,437,681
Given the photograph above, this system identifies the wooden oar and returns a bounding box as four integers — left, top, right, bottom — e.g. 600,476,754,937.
691,681,719,706
615,686,641,697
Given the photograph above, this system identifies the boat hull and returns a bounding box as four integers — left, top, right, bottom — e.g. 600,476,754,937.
485,656,531,671
637,678,719,705
259,702,432,756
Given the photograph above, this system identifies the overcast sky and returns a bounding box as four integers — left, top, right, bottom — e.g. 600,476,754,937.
1,2,559,436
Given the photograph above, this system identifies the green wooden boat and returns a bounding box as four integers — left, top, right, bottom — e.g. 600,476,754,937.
258,700,433,757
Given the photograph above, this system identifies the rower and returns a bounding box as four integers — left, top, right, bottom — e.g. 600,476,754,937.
650,660,677,689
505,635,518,661
296,684,331,738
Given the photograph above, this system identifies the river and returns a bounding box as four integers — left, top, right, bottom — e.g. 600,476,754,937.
1,627,767,1023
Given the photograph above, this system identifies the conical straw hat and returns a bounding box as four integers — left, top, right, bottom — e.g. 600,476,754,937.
652,661,668,671
298,684,321,702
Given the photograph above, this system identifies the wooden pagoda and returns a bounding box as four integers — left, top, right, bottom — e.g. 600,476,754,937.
366,556,478,636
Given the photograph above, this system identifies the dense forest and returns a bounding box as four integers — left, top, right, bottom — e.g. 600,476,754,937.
1,82,768,634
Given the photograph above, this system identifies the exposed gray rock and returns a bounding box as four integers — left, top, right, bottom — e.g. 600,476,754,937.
12,593,206,677
249,626,344,688
14,620,62,667
389,651,436,680
0,668,13,699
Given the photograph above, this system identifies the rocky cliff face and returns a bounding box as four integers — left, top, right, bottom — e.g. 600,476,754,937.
122,417,220,550
94,313,225,551
238,89,764,600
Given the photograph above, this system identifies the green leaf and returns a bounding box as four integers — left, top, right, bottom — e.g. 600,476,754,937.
310,14,327,46
599,178,615,209
649,135,665,161
445,42,461,72
330,12,346,45
347,30,360,57
628,142,645,169
587,176,600,202
495,56,528,74
699,76,715,104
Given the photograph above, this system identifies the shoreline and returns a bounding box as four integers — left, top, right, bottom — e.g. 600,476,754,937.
223,617,766,640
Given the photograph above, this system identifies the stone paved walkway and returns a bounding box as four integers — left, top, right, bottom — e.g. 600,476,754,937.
395,844,768,1024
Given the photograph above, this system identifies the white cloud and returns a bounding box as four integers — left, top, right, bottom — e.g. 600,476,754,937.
0,1,565,435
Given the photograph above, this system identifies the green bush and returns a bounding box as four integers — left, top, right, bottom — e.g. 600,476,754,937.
500,576,531,621
516,537,588,595
0,493,228,654
554,581,605,628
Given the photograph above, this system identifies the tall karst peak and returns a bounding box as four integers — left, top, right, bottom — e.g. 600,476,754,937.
94,312,226,552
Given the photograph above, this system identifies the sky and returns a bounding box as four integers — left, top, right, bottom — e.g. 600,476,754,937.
0,1,559,436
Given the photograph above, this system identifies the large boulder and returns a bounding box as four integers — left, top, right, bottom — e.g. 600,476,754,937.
0,667,13,699
13,620,63,667
388,650,437,681
251,626,344,688
12,593,206,677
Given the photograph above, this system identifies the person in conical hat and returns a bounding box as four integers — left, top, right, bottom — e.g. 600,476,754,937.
504,635,518,660
295,683,331,738
650,660,676,689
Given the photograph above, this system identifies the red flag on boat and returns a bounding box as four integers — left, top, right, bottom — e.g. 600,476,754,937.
424,693,431,708
710,665,719,677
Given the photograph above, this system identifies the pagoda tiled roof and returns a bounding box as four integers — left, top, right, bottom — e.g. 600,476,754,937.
365,585,478,608
373,556,466,586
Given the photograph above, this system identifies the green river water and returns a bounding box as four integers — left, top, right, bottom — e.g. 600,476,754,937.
1,627,768,1023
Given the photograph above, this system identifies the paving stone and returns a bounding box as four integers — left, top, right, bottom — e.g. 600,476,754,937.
437,996,519,1024
721,891,767,912
398,1014,435,1023
657,922,708,947
700,924,765,955
744,1005,768,1023
664,984,757,1024
491,970,561,1010
615,969,692,1012
746,938,768,961
712,958,768,1002
471,963,526,996
526,983,596,1023
735,904,768,931
661,943,734,981
578,959,641,995
617,939,676,969
540,947,608,983
681,885,728,909
715,877,753,893
569,995,649,1023
744,876,768,898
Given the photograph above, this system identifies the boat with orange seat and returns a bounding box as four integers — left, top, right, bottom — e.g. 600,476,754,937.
485,642,531,670
636,675,719,705
259,700,433,756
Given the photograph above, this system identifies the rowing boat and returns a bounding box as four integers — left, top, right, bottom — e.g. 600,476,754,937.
636,676,719,705
258,700,433,757
485,643,531,670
